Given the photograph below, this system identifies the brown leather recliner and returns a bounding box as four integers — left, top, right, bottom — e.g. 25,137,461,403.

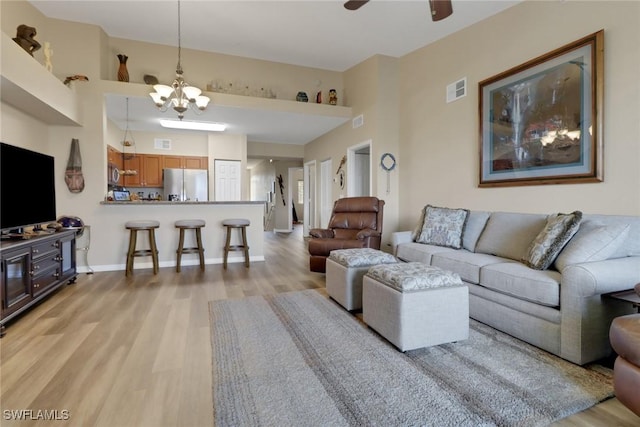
609,310,640,417
308,196,384,273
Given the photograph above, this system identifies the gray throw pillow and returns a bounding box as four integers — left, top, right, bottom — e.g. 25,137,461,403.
522,211,582,270
462,211,491,252
415,205,469,249
411,206,428,241
474,212,548,261
554,222,630,271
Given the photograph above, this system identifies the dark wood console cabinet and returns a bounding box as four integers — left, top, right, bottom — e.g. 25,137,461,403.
0,230,77,336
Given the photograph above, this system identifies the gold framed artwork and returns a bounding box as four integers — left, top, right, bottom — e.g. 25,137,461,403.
479,30,604,187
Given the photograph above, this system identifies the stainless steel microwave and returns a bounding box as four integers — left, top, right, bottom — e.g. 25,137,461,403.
107,163,121,186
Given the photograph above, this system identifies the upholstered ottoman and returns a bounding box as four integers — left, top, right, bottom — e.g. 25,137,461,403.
363,262,469,351
326,248,397,311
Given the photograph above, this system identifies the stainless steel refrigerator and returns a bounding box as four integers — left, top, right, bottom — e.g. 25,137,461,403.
163,168,208,201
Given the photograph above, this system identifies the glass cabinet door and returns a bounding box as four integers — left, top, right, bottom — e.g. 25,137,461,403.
1,248,31,316
59,233,76,281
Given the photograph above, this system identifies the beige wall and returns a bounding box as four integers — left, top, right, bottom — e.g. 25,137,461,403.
0,103,49,153
107,38,344,105
247,141,305,159
208,133,247,199
304,55,400,246
107,125,209,157
250,159,275,201
396,0,640,231
249,159,276,230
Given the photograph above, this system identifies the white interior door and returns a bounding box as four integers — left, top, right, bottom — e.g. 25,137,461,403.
303,160,316,236
214,159,241,201
320,159,332,228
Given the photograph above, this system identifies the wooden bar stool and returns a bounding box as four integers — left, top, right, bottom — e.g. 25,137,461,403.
175,219,206,272
125,220,160,276
222,218,250,269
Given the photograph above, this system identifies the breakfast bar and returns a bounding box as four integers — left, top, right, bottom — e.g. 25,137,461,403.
95,200,266,272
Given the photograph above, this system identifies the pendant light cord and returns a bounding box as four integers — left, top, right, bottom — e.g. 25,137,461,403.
124,97,131,137
176,0,183,75
123,97,135,147
125,97,129,131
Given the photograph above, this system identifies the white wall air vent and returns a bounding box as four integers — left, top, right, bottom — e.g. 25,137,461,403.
352,114,364,129
446,78,467,103
154,138,172,150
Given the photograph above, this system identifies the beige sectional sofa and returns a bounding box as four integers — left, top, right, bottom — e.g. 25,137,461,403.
392,209,640,365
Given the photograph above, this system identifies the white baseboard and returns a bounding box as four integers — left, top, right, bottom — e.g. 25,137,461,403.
76,256,266,273
273,228,293,233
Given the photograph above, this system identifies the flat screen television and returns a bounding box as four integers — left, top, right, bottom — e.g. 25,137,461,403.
1,142,57,234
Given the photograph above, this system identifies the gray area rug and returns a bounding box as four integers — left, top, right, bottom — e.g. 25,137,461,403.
209,290,613,426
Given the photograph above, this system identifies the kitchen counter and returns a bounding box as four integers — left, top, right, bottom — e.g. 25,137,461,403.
91,200,266,272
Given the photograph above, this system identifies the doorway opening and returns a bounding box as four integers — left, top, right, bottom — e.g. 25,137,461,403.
287,167,303,230
347,140,371,197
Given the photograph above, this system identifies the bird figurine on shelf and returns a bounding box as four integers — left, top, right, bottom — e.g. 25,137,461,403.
64,75,89,86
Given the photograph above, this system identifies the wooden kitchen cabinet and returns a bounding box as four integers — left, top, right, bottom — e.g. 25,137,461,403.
123,154,163,187
163,155,184,169
163,155,208,170
142,155,163,187
119,154,207,187
184,156,208,169
123,154,143,186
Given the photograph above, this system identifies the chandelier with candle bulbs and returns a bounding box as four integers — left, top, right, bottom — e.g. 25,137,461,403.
149,0,209,120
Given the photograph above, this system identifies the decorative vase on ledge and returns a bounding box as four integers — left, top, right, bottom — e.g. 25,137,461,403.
117,54,129,82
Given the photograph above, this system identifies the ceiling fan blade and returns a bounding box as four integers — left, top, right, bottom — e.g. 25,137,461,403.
429,0,453,21
344,0,369,11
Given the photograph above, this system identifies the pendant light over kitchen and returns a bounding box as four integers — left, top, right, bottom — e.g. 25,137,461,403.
121,97,138,177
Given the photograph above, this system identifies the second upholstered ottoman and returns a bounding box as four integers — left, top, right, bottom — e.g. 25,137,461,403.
363,262,469,351
326,248,398,311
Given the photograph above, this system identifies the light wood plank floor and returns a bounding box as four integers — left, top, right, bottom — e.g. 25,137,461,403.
1,225,637,426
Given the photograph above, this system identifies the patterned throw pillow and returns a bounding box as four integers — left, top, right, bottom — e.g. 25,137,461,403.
415,205,469,249
522,211,583,270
